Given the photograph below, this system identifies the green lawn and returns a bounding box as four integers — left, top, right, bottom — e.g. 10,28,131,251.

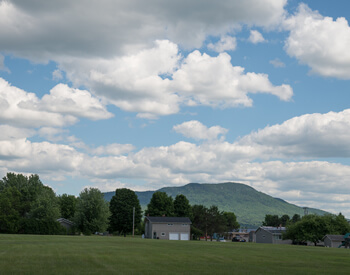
0,234,349,274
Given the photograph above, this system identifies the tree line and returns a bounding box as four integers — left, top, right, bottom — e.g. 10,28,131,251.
262,213,350,245
0,173,239,237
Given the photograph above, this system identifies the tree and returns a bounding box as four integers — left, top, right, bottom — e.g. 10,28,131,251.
174,194,191,217
262,214,281,227
58,194,77,220
291,214,301,224
283,214,350,246
0,173,63,234
145,192,174,217
74,188,110,235
109,188,142,235
0,187,22,233
280,215,290,226
191,204,207,238
223,212,240,231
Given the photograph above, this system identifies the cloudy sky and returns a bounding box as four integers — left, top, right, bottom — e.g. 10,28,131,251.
1,0,350,217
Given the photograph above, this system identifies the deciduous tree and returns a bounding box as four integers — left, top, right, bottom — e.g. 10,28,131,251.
74,188,110,235
174,194,191,217
145,191,174,217
109,188,142,235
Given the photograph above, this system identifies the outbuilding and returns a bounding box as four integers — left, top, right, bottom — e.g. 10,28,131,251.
255,226,292,244
323,235,344,248
144,216,192,240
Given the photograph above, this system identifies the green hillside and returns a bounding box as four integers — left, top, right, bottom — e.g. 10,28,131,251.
103,182,328,228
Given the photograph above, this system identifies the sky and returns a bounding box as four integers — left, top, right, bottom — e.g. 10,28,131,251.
0,0,350,217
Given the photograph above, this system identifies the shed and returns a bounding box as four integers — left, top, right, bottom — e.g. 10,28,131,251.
323,235,344,248
255,226,292,244
144,216,192,241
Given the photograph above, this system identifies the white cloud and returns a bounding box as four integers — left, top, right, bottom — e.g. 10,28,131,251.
172,51,293,107
208,35,237,52
270,58,286,68
284,3,350,79
0,78,113,128
238,109,350,158
248,30,266,44
0,78,77,128
173,120,228,141
40,84,113,121
0,0,287,61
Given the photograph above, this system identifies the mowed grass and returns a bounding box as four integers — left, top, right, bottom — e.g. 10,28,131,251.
1,234,349,274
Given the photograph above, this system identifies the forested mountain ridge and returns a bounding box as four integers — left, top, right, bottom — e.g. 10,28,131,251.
103,182,328,227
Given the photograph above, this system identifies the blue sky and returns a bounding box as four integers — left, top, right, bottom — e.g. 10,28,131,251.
1,0,350,217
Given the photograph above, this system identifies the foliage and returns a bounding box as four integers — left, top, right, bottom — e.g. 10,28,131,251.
223,212,240,231
145,191,174,216
263,214,291,227
58,194,77,220
191,204,232,239
0,173,62,234
174,194,191,217
74,188,110,235
109,188,142,235
284,213,350,245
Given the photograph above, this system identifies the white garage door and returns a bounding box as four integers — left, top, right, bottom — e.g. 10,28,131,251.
180,233,189,241
169,233,179,240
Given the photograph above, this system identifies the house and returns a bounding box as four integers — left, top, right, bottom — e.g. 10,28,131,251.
323,235,345,248
255,226,292,244
57,218,74,233
144,216,192,240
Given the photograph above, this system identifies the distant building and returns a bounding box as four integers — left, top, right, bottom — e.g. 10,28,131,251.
144,216,191,241
323,235,344,248
57,218,74,233
255,226,292,244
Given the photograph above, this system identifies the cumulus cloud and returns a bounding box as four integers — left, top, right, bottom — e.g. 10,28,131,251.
56,40,292,117
207,35,237,52
238,109,350,158
172,51,293,107
284,3,350,79
0,0,287,61
173,120,228,141
0,78,112,128
40,84,113,120
248,30,266,44
0,78,77,128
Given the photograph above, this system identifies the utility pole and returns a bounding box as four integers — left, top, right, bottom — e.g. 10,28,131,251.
132,207,135,237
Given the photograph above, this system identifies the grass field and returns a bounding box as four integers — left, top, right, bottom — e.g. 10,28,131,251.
1,234,349,274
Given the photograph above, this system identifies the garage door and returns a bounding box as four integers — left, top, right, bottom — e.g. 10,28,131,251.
169,233,179,240
180,233,189,241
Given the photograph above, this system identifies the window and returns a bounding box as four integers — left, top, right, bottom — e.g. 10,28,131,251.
168,223,173,226
274,235,282,240
182,223,188,226
161,232,166,237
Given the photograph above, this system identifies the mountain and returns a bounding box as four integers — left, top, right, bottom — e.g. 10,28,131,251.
103,182,328,228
